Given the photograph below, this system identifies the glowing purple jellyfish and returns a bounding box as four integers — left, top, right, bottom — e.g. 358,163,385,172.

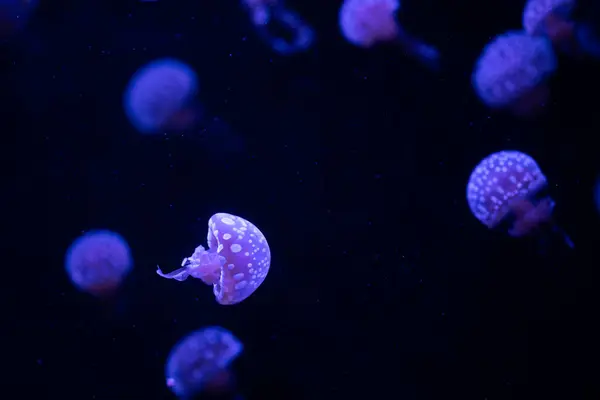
338,0,440,70
466,151,573,247
165,326,243,398
123,58,199,135
157,213,271,305
472,31,557,116
65,230,133,296
242,0,315,55
523,0,576,49
523,0,600,58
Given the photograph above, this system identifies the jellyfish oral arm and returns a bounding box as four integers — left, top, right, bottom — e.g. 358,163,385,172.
396,26,440,69
176,245,225,285
156,265,190,281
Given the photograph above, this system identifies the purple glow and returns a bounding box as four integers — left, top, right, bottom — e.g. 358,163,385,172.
64,230,133,296
466,151,547,229
165,327,243,398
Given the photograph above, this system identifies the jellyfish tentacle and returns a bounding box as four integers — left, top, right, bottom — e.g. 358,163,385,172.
252,1,314,54
397,28,440,70
184,247,225,284
156,265,190,281
552,225,575,249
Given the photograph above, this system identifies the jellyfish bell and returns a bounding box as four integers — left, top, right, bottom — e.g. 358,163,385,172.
338,0,440,69
523,0,577,50
64,230,133,298
157,213,271,305
466,151,574,248
523,0,600,58
123,58,200,135
242,0,315,55
165,327,243,399
472,31,557,117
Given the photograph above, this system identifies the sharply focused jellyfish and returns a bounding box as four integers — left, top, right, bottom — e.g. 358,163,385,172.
1,0,38,39
466,151,573,247
242,0,315,55
338,0,440,69
472,31,557,116
157,213,271,305
123,58,199,134
165,326,243,398
523,0,600,57
65,230,133,296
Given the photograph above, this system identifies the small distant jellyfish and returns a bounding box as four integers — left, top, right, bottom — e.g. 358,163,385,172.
338,0,440,70
65,230,133,296
157,213,271,305
165,326,243,398
466,151,573,248
242,0,315,55
123,58,199,135
472,31,557,117
523,0,600,57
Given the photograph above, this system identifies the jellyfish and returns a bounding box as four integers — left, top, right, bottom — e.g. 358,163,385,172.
242,0,315,55
64,230,133,296
157,213,271,305
123,58,199,135
165,326,243,399
523,0,600,57
472,31,557,117
466,151,573,248
338,0,440,70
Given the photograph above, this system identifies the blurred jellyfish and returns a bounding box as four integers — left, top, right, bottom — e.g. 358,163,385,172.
523,0,600,55
65,230,133,296
123,58,245,155
242,0,314,55
123,58,199,135
165,326,243,399
157,213,271,305
523,0,600,57
523,0,576,42
338,0,440,70
1,0,38,39
466,151,574,248
472,31,557,116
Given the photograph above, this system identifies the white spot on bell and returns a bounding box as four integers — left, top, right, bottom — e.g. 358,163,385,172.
221,217,235,225
234,281,248,290
230,243,242,253
223,233,232,240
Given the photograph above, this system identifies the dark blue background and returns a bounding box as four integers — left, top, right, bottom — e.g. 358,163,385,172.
4,0,599,398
